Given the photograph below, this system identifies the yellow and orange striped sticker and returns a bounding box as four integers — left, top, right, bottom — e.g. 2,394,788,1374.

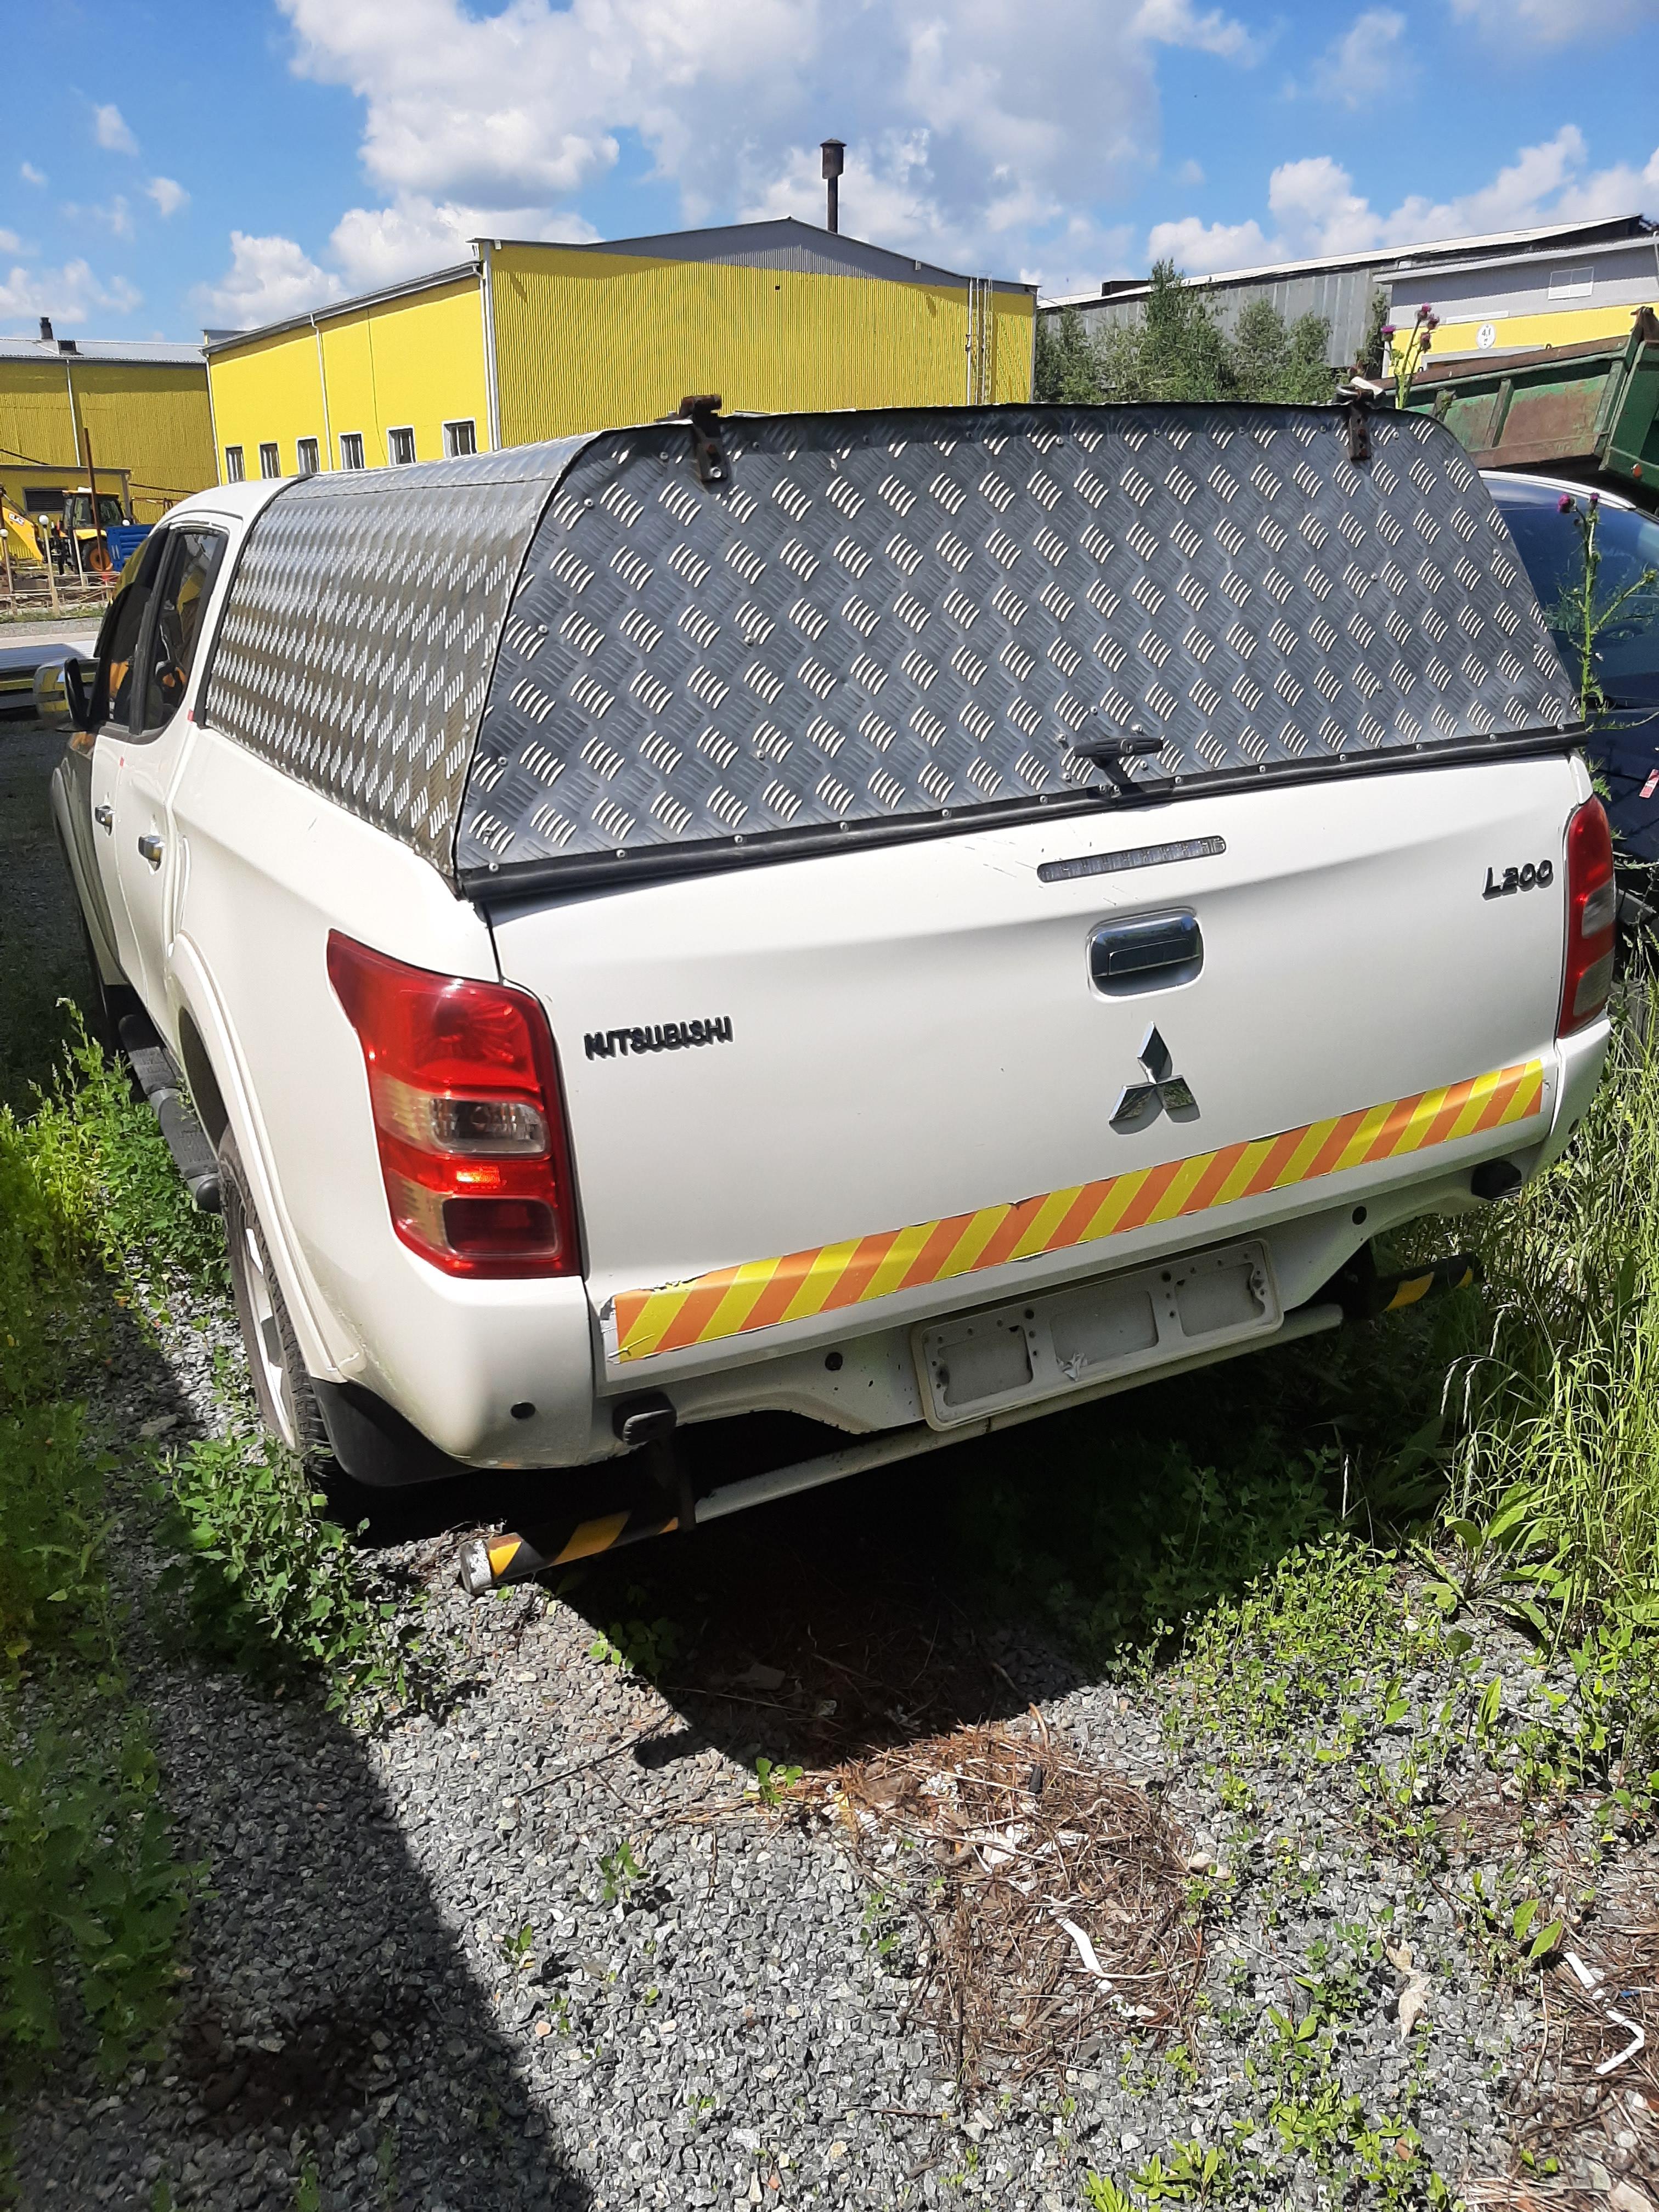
607,1058,1546,1364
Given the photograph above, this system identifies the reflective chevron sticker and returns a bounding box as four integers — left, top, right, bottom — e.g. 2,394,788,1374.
605,1058,1547,1364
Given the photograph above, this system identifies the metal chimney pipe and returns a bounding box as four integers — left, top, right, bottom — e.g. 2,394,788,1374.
39,315,53,343
820,139,845,234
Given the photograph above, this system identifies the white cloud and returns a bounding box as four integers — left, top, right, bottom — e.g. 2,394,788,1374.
1449,0,1659,45
0,257,140,329
1132,0,1262,60
93,103,138,155
147,176,189,218
1148,124,1659,279
1147,213,1271,273
61,194,136,240
0,230,16,255
20,161,46,187
1266,154,1383,255
193,230,345,325
1307,9,1413,108
276,0,1259,292
328,191,598,289
1174,159,1205,188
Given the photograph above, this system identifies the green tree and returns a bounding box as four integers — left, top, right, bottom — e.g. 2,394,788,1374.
1092,260,1237,402
1230,297,1337,403
1355,287,1391,380
1036,262,1337,409
1034,304,1104,402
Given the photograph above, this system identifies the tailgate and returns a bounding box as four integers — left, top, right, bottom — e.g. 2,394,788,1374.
492,751,1576,1383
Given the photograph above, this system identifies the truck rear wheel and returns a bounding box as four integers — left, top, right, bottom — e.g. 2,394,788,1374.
219,1132,333,1465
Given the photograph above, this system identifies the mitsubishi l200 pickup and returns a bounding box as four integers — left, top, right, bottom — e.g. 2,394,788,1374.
41,400,1611,1589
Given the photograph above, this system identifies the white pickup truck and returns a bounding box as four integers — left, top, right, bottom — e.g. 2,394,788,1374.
43,399,1611,1590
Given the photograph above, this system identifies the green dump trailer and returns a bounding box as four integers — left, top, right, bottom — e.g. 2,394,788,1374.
1406,308,1659,500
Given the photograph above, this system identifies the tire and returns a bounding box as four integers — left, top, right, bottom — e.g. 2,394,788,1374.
219,1131,334,1466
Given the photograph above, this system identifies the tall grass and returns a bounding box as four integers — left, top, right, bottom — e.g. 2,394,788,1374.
1457,1008,1659,1619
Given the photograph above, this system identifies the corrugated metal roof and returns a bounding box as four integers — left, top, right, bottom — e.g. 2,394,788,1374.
493,218,1035,296
0,336,206,368
1040,212,1652,309
202,263,480,356
1372,232,1659,285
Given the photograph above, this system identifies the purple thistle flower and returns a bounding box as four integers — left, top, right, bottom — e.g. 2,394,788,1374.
1380,323,1396,338
1558,493,1575,513
1589,488,1601,506
1419,302,1432,318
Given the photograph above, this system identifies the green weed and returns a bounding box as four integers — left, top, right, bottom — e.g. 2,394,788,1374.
0,1705,196,2078
21,1018,224,1299
599,1838,646,1905
748,1757,803,1809
0,1066,193,2108
154,1433,422,1716
1170,1534,1419,1756
589,1610,678,1680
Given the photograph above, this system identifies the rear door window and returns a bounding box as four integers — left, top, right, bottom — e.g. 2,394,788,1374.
137,527,227,735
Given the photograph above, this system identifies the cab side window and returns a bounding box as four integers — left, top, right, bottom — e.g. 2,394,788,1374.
138,528,227,734
91,529,168,730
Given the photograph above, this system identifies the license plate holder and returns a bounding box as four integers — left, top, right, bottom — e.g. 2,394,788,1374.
912,1239,1281,1430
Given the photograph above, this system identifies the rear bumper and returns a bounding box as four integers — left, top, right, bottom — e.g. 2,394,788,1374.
460,1294,1351,1580
329,1022,1610,1482
326,1139,1560,1488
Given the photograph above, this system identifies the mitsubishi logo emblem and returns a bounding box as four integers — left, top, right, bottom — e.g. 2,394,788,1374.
1111,1026,1200,1133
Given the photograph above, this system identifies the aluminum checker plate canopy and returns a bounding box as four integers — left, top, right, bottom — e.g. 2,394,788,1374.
202,440,588,879
202,404,1577,894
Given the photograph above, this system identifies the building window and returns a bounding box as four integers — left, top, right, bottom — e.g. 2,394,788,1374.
296,437,319,476
443,418,477,458
224,447,245,483
339,431,364,470
388,426,416,466
1549,264,1593,300
259,442,281,479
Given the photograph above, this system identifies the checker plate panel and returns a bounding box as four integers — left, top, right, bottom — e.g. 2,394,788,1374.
461,404,1572,884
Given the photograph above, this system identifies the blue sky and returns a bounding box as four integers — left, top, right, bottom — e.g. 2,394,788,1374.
5,0,1659,338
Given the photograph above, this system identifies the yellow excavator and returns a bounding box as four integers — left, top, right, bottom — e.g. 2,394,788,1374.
2,495,45,568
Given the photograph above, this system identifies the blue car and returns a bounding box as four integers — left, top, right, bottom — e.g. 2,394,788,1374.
1485,470,1659,880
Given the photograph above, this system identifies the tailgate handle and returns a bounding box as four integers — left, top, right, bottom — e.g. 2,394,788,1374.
1089,912,1203,995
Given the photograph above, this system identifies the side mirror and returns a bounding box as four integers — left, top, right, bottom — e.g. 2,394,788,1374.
33,653,97,733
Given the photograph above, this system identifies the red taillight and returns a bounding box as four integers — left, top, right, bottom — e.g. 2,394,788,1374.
327,932,578,1278
1558,797,1616,1038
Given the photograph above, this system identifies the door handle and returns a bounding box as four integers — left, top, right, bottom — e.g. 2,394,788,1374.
137,833,163,870
1088,912,1203,995
94,804,112,833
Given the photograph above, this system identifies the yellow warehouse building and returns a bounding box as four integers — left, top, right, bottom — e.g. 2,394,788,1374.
205,221,1037,482
0,325,216,525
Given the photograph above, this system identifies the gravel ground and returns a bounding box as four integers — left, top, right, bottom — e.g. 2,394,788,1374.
8,717,1659,2211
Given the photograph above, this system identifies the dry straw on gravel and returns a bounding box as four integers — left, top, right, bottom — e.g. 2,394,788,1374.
830,1716,1203,2086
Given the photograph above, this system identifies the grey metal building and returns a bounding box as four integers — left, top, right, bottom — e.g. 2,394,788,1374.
1041,214,1654,370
